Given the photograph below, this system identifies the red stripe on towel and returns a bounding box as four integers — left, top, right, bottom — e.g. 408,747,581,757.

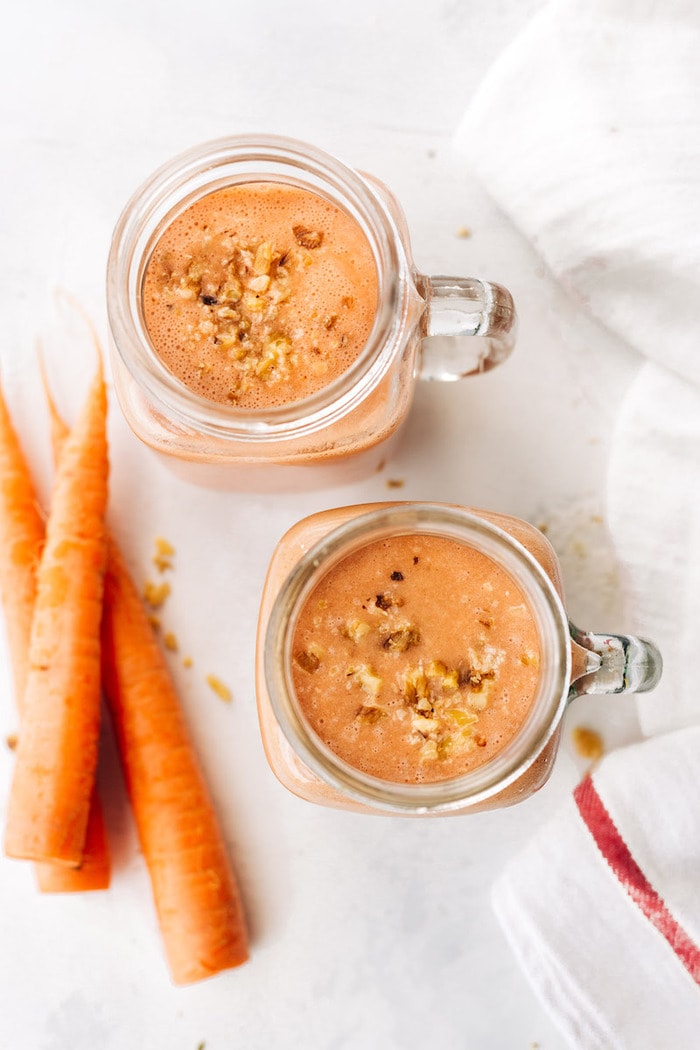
574,774,700,985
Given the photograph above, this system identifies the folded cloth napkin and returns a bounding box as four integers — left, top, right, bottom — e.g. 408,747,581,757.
456,0,700,1045
496,729,700,1050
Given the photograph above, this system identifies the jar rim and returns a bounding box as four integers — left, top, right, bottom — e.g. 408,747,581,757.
106,134,413,442
264,504,572,813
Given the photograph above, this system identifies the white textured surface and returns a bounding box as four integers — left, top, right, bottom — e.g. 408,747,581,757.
0,2,641,1048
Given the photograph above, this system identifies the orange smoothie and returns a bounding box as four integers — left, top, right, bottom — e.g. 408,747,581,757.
142,183,378,408
290,532,541,785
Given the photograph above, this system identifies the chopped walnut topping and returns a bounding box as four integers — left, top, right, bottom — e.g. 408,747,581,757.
427,661,460,692
375,592,400,611
156,233,320,398
446,708,478,727
292,225,324,250
343,618,372,644
392,659,487,758
382,624,421,653
253,241,273,275
357,704,386,725
459,665,496,690
403,665,430,705
419,739,439,762
348,664,382,698
295,649,321,674
390,571,404,582
411,715,440,737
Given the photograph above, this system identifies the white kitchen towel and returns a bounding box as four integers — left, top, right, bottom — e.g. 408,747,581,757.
456,0,700,1045
494,729,700,1050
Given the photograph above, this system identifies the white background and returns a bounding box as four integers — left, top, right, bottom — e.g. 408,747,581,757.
0,2,642,1048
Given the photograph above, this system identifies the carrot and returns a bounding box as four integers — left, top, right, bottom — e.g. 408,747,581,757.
4,366,109,866
0,375,110,890
0,378,45,702
33,787,110,892
101,538,249,983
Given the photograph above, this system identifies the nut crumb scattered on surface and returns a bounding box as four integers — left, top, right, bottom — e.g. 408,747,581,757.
206,674,232,703
456,226,472,239
163,631,178,652
183,656,193,669
386,478,404,489
153,536,175,573
572,725,604,762
5,733,18,752
148,614,161,632
143,580,171,609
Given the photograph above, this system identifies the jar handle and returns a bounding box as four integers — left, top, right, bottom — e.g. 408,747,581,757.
568,620,663,699
415,275,517,380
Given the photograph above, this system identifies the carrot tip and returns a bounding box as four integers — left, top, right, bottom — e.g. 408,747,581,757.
52,289,105,375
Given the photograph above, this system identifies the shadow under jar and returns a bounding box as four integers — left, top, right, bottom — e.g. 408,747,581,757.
256,503,662,815
107,135,517,490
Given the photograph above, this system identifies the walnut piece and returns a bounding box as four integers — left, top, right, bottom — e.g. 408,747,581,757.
343,618,372,644
382,624,421,653
348,664,382,697
357,704,386,725
295,649,321,674
292,225,324,250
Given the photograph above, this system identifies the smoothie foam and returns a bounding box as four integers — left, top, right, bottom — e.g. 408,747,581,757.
142,183,378,409
290,532,541,785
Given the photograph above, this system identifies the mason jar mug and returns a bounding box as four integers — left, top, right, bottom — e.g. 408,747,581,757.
107,136,517,489
256,503,662,815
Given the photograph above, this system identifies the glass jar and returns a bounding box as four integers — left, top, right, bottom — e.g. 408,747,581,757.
255,503,662,815
106,135,517,490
